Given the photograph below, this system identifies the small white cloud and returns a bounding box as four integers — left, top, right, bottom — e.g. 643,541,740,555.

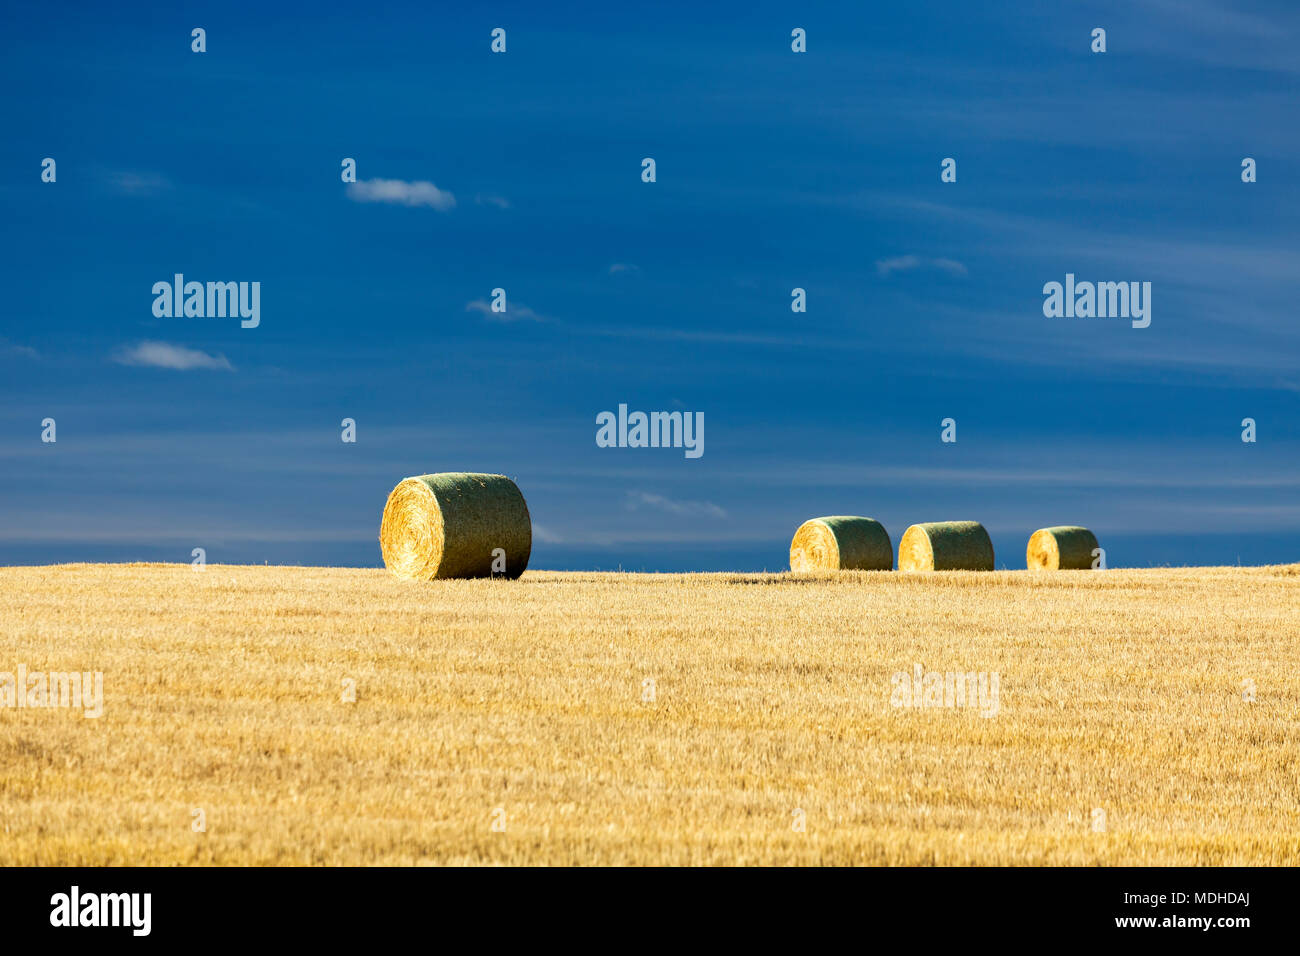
608,263,641,275
931,257,969,276
347,178,456,211
474,193,511,209
626,491,727,519
114,341,233,371
108,171,172,196
876,254,920,275
465,299,545,322
876,255,968,277
0,339,38,359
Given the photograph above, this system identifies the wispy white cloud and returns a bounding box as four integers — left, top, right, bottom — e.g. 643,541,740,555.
113,341,233,371
608,263,641,275
875,255,968,277
626,490,727,519
532,524,563,544
585,324,802,347
1,339,38,359
474,193,510,209
930,257,968,276
465,299,545,322
107,171,173,196
1128,0,1300,75
347,178,456,211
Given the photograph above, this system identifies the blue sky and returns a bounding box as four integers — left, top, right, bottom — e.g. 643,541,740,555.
2,1,1298,570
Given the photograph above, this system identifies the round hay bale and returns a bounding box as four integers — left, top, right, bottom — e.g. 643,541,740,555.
789,516,893,571
1027,526,1098,570
898,520,994,571
379,473,531,580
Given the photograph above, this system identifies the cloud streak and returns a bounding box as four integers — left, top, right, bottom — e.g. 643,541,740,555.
107,171,173,196
531,524,564,544
1,339,38,359
113,342,233,371
347,178,456,211
626,491,727,519
875,255,968,277
465,299,545,322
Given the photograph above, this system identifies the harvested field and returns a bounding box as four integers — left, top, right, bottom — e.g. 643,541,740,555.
1,563,1297,865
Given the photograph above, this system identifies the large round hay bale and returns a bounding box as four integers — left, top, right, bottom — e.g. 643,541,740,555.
898,520,994,571
789,516,893,571
379,473,531,580
1027,526,1098,570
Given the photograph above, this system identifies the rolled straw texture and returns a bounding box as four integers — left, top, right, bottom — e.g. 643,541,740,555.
380,473,531,580
898,520,994,571
1027,526,1099,570
789,516,893,571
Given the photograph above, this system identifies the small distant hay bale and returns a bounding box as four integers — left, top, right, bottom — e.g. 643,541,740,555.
1027,526,1099,570
379,473,531,580
789,516,893,571
898,521,994,571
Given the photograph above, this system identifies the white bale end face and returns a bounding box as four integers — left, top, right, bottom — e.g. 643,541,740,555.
898,521,994,571
379,472,532,580
789,516,892,571
1027,526,1099,570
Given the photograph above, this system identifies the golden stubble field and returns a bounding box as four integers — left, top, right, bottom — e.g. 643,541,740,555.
1,562,1298,865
